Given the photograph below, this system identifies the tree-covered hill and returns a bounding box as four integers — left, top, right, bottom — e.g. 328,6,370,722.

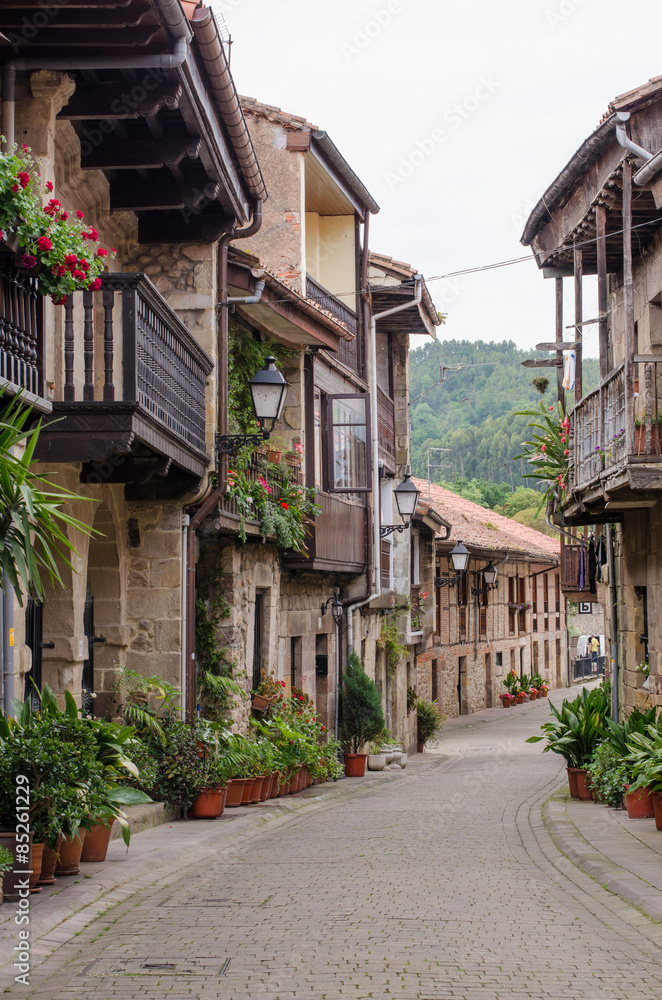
409,339,600,488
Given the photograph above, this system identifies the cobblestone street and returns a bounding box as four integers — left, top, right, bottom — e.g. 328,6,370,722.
12,696,662,1000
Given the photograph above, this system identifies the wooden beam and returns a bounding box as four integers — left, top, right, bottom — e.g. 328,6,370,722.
596,203,609,378
1,5,151,26
623,160,636,457
81,138,200,171
521,359,563,368
574,247,583,404
59,81,181,121
536,341,578,351
14,27,160,46
555,276,565,411
110,179,219,212
138,206,233,245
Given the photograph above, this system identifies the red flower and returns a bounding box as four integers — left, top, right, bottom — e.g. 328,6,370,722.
564,449,569,457
59,212,68,222
76,210,84,219
11,184,19,193
17,172,30,189
83,228,99,242
21,254,37,269
51,294,67,306
64,254,77,270
88,277,102,291
280,502,289,510
43,198,61,216
36,236,52,252
96,247,108,257
51,265,66,277
0,231,4,242
72,269,86,280
111,248,116,255
45,181,53,192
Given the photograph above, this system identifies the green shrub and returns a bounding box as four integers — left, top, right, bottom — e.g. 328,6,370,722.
527,683,611,767
586,744,627,806
417,698,444,747
340,651,385,754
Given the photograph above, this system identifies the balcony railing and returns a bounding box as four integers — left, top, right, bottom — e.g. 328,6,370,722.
306,273,360,374
218,456,287,525
35,273,213,491
0,257,43,398
377,386,396,461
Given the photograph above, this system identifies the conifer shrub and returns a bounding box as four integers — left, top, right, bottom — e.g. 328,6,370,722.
340,650,385,754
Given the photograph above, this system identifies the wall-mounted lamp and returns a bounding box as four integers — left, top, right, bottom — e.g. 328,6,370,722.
471,562,499,596
321,588,344,625
380,473,421,537
216,356,288,457
435,540,470,588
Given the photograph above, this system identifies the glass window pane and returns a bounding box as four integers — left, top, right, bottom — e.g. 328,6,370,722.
332,396,366,425
330,394,369,491
314,388,322,490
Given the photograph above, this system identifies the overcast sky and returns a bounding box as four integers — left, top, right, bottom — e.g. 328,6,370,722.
211,0,662,359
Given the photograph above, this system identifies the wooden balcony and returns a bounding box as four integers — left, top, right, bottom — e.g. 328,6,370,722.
34,273,213,499
305,274,360,374
0,257,49,410
282,492,366,573
560,530,595,601
565,358,662,523
377,386,396,465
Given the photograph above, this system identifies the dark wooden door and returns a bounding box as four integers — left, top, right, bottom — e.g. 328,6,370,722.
24,598,52,708
82,590,106,715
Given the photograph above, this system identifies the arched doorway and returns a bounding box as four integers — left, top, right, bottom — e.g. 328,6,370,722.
84,504,124,716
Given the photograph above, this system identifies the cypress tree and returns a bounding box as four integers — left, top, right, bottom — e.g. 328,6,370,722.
340,650,385,754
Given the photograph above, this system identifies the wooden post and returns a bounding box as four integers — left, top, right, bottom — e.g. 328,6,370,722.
596,203,609,379
82,289,94,402
63,295,75,401
102,287,115,402
623,159,636,457
574,247,583,404
555,276,564,411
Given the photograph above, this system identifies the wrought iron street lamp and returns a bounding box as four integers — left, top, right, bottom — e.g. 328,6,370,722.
380,473,421,537
435,540,471,589
321,588,344,625
216,356,288,456
482,562,498,588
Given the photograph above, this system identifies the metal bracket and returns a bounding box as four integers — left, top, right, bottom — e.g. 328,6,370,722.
216,431,267,457
434,575,458,589
380,523,409,538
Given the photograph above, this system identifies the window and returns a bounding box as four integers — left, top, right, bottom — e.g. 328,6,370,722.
290,636,302,690
508,577,516,634
314,387,323,490
543,573,549,631
252,591,266,690
555,574,561,630
458,571,468,640
496,651,503,669
532,575,538,633
328,394,370,492
432,659,438,702
518,577,526,632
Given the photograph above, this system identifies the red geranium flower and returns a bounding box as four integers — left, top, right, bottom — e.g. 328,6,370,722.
17,172,30,189
59,212,68,222
76,210,84,219
280,502,289,510
45,181,53,192
36,236,52,252
11,184,19,193
96,247,108,257
88,277,102,291
51,294,67,306
21,254,37,269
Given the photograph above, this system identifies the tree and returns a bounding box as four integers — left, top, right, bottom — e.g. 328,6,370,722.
340,650,385,754
0,393,94,603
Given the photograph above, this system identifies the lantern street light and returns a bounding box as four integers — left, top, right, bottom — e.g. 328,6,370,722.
380,473,421,537
321,588,344,625
482,562,498,589
216,356,288,456
435,540,471,589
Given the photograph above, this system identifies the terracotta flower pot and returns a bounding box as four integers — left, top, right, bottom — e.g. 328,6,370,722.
344,753,367,777
55,830,86,876
268,773,280,798
267,449,283,463
500,697,512,708
540,689,548,697
517,693,526,704
566,767,581,798
529,691,537,701
259,776,273,802
241,778,257,804
624,784,655,819
81,821,114,862
250,777,265,803
189,787,227,819
29,842,45,893
652,792,662,831
0,831,31,902
251,693,271,712
38,837,63,886
575,768,593,801
225,778,248,807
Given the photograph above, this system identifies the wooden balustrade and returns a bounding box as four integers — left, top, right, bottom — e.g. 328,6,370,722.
377,386,396,461
0,257,43,397
306,273,360,373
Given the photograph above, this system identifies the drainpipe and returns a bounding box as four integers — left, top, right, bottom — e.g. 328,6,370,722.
183,201,263,722
615,112,653,164
607,525,619,720
2,3,191,147
2,578,13,716
227,279,265,306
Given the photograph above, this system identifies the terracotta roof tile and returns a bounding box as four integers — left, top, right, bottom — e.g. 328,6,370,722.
412,479,560,562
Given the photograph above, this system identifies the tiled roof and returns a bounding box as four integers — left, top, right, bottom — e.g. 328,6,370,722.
239,96,319,131
412,479,560,562
369,252,440,328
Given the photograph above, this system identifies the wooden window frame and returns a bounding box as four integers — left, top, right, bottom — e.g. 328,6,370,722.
326,392,372,493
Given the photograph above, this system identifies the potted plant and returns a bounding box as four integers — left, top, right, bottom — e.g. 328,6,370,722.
0,844,13,904
417,698,444,752
499,692,515,708
368,735,387,771
586,744,628,808
340,651,385,777
623,723,662,820
526,683,611,799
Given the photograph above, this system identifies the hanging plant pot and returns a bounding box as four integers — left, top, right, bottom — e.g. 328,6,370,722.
55,830,86,876
251,693,276,713
81,821,114,862
343,753,367,777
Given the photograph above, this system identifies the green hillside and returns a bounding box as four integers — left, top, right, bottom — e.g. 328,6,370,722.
409,339,600,488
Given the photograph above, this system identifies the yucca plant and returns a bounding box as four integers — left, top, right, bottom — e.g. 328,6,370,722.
0,393,96,603
625,725,662,794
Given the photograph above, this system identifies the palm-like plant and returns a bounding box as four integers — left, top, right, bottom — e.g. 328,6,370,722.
526,685,611,767
0,393,95,603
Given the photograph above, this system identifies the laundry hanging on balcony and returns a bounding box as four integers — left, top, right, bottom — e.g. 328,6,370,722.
562,350,576,392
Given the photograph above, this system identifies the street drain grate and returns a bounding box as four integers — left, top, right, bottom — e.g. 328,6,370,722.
88,957,230,977
143,963,175,970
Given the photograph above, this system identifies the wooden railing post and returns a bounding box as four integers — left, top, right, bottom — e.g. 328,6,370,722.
102,287,115,402
82,289,94,402
121,283,138,403
63,295,75,401
555,276,564,411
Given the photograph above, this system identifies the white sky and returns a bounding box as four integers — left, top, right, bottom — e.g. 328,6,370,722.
211,0,662,359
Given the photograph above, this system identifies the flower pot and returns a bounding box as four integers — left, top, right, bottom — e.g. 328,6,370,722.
250,776,265,803
225,778,248,807
566,767,581,798
652,793,662,831
500,697,512,708
400,753,408,768
624,784,655,819
368,754,387,770
242,777,257,804
267,449,283,463
517,693,526,704
529,691,537,701
0,831,31,902
55,830,86,876
575,768,593,801
38,837,63,886
29,842,45,893
540,689,548,697
344,753,367,777
81,821,114,862
269,773,281,798
259,776,273,802
190,787,227,819
417,740,425,752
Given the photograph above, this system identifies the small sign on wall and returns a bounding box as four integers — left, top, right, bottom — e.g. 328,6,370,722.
579,602,593,614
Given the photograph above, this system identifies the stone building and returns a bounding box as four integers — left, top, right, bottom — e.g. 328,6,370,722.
412,482,567,718
0,1,266,716
521,76,662,715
